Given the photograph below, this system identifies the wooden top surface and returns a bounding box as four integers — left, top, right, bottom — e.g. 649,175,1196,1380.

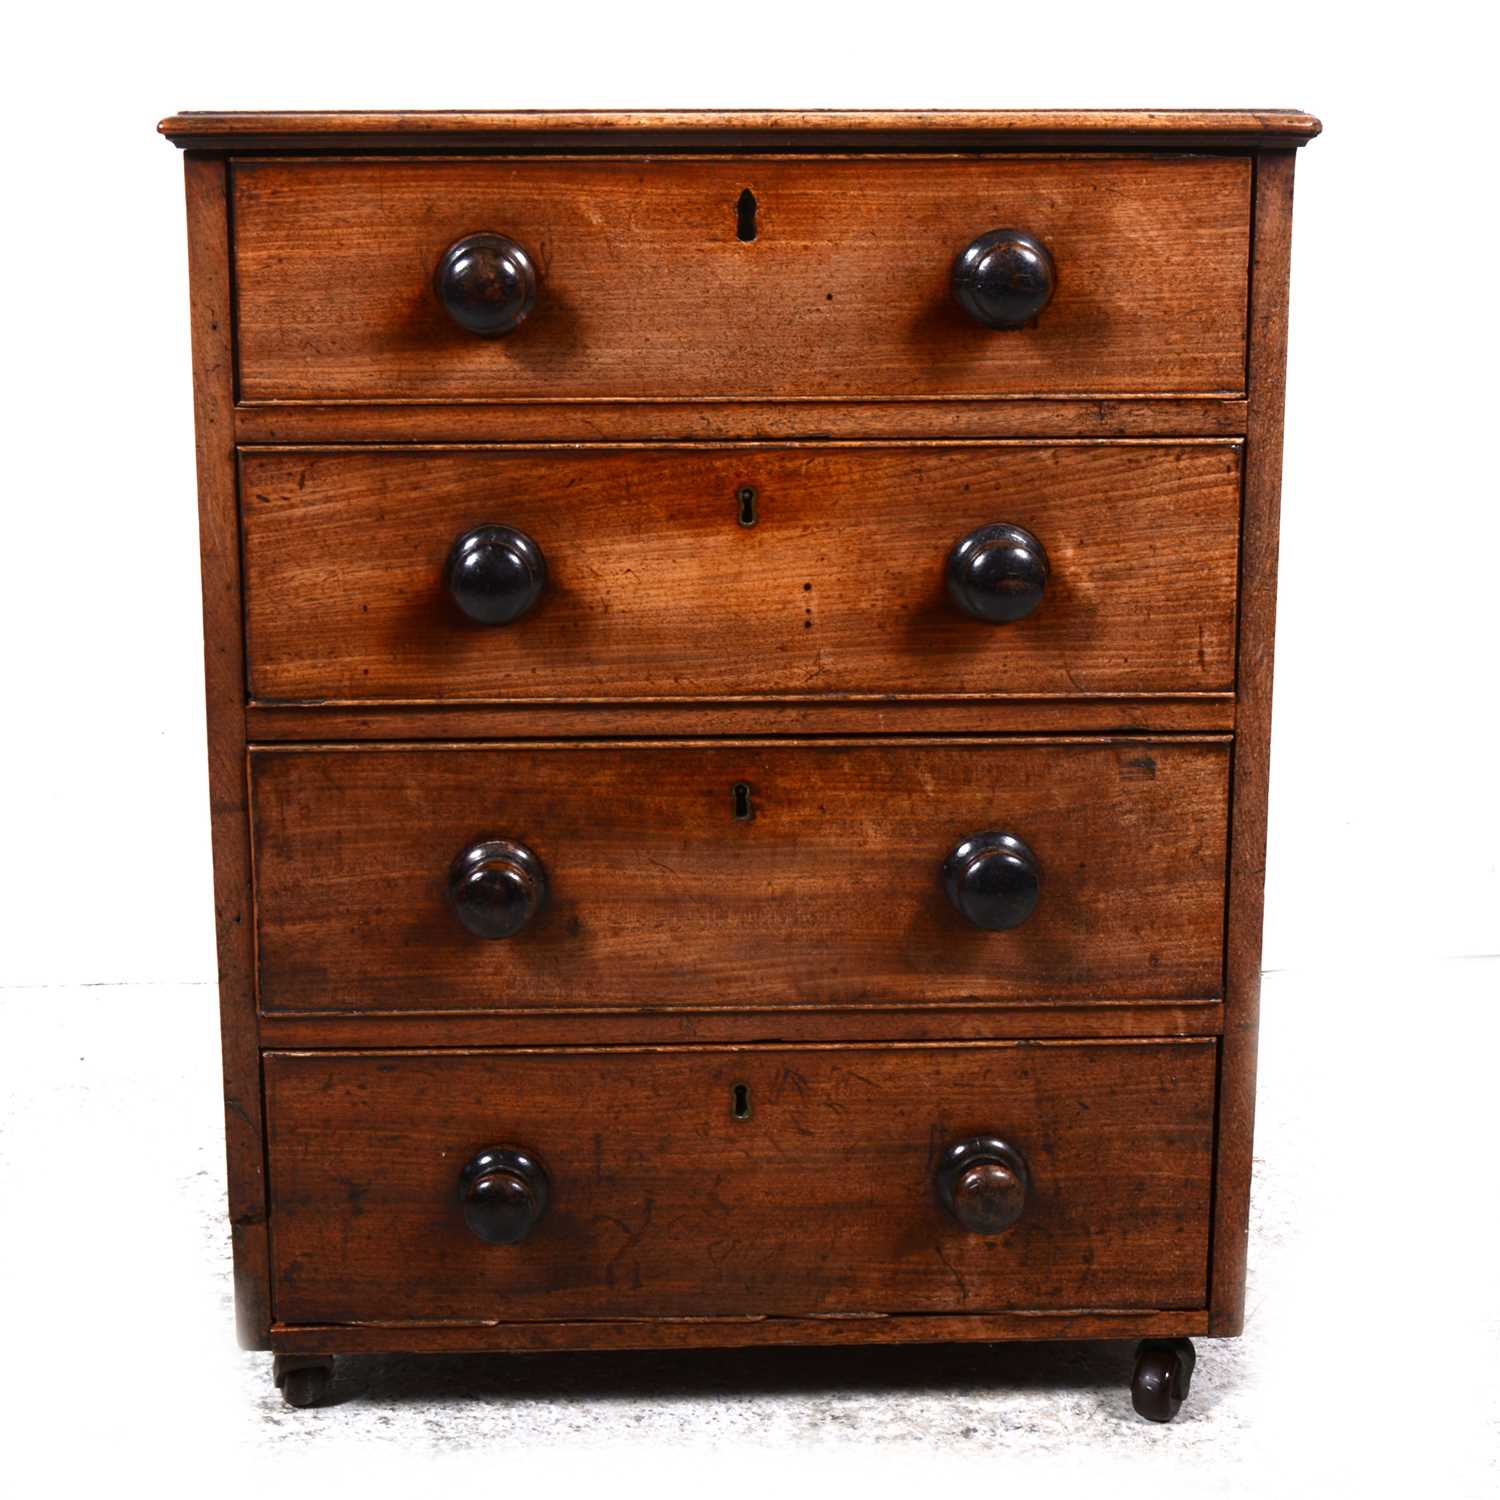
159,109,1321,152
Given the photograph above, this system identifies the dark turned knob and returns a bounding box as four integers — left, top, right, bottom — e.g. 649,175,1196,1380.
445,525,547,626
947,523,1049,624
448,839,547,940
935,1136,1030,1235
952,230,1056,330
435,233,539,336
458,1146,550,1245
943,831,1041,931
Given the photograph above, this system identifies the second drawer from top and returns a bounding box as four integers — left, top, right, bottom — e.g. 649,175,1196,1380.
241,442,1242,704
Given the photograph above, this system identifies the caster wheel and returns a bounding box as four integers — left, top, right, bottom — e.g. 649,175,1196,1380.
273,1353,335,1408
1131,1338,1196,1422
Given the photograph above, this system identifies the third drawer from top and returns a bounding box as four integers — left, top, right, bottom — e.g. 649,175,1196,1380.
249,737,1229,1015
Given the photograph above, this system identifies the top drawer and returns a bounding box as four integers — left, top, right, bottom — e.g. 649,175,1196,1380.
231,156,1251,403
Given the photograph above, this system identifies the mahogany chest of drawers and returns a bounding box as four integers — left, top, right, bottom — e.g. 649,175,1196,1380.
161,108,1319,1420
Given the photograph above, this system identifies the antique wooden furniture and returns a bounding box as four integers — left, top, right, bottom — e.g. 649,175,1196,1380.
160,109,1319,1420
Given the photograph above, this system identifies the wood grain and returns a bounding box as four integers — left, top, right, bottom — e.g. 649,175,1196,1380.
243,695,1235,742
241,443,1242,704
1210,151,1298,1335
159,108,1322,152
269,1309,1211,1355
233,398,1250,445
264,1041,1216,1323
249,738,1230,1014
255,1000,1224,1050
182,155,270,1348
231,156,1251,402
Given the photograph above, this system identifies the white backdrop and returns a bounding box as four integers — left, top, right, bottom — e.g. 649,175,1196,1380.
3,5,1495,991
11,5,1500,990
4,5,1497,988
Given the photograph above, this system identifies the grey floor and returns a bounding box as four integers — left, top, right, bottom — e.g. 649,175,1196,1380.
3,962,1496,1494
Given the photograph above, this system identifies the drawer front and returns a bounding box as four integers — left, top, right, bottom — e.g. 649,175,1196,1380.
250,740,1228,1014
232,156,1251,402
242,443,1241,704
265,1042,1215,1323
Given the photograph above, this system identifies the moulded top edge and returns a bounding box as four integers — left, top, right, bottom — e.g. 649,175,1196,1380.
158,108,1323,152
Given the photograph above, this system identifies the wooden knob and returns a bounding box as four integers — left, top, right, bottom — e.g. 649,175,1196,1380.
947,523,1049,623
445,525,547,625
943,831,1041,931
448,839,547,940
458,1146,550,1245
952,230,1056,329
935,1136,1030,1235
435,233,538,336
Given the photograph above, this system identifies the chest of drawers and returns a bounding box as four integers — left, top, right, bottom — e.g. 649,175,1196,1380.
161,108,1319,1420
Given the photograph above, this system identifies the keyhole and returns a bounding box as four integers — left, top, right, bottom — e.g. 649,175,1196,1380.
732,782,754,821
736,188,758,242
737,487,758,527
732,1083,752,1120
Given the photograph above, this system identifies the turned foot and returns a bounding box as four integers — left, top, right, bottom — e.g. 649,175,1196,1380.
273,1353,335,1408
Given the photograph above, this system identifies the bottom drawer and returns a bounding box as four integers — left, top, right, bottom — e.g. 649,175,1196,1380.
266,1042,1215,1324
